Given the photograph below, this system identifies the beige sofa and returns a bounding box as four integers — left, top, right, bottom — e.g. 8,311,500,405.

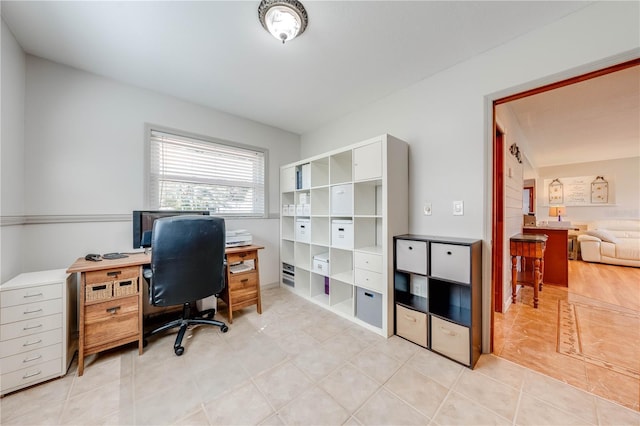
578,219,640,267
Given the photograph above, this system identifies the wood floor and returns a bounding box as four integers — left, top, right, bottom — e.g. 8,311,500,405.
494,259,640,411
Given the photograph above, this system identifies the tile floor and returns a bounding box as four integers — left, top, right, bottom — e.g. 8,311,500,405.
2,286,639,425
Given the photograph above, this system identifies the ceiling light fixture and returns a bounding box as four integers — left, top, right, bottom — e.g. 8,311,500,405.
258,0,308,44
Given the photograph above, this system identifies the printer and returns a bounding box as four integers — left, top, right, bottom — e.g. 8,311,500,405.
225,229,252,247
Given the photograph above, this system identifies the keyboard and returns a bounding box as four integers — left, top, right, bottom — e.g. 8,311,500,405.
229,263,253,274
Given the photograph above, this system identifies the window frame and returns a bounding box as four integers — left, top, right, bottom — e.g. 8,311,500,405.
144,124,269,218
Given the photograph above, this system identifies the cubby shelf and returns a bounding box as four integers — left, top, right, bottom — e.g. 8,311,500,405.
280,134,408,337
393,235,482,368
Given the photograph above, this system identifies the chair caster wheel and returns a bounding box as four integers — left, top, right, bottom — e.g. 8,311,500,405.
175,346,184,356
221,325,229,333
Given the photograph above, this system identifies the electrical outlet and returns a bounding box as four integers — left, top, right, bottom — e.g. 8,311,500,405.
423,203,432,216
453,200,464,216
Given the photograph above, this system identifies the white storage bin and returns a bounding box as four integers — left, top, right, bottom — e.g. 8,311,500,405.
332,220,354,249
431,243,470,283
303,204,311,216
331,184,353,216
312,252,330,276
396,240,427,275
354,268,383,293
295,219,311,243
296,204,304,216
287,205,296,215
354,252,382,273
299,193,309,204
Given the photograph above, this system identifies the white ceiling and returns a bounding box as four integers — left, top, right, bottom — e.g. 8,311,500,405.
505,65,640,168
2,1,594,135
4,1,637,168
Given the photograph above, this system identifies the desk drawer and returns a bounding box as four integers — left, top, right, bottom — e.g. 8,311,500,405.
84,296,139,349
0,328,62,358
1,358,62,395
396,305,427,347
1,284,62,308
85,266,139,285
1,343,61,375
227,251,257,264
1,314,62,341
228,273,259,291
1,299,62,325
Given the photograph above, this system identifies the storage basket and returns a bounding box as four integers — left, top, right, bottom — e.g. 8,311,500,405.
114,278,138,297
85,282,112,302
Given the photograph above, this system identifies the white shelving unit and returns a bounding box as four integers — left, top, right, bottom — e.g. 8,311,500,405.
279,134,408,336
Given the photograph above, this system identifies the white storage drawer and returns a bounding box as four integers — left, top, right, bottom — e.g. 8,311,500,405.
332,220,354,249
331,184,353,216
431,316,470,365
354,268,383,293
0,328,63,358
431,243,471,283
396,305,427,347
1,313,62,341
1,284,62,308
1,343,61,375
1,299,62,325
1,358,62,395
396,240,427,275
354,252,382,273
295,219,311,243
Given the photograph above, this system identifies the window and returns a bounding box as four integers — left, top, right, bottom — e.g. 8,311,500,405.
147,127,267,217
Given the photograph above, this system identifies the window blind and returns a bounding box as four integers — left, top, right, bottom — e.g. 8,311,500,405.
148,129,266,217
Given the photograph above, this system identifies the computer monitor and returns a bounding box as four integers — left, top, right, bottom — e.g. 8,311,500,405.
132,210,210,249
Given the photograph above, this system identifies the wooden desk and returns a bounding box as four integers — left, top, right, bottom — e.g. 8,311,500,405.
510,234,547,308
67,253,149,376
523,227,569,287
220,245,264,323
67,245,264,375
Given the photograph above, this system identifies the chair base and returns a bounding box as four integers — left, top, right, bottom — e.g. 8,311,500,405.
145,302,228,355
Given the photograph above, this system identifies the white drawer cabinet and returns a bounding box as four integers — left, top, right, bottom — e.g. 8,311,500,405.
0,270,77,396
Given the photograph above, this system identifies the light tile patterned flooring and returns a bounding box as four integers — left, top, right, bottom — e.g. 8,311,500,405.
2,286,639,425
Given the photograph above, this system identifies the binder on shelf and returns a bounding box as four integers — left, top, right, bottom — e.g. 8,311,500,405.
301,163,311,189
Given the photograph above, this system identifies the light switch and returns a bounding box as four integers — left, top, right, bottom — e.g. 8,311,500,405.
423,203,432,216
453,200,464,216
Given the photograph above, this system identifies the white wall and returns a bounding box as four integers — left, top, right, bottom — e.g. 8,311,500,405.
1,18,26,282
300,2,640,350
14,56,300,285
536,157,640,224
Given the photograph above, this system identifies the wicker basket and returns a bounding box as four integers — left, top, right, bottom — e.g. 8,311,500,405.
85,282,112,302
114,278,138,297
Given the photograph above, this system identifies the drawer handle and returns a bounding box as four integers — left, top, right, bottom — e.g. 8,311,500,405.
23,323,43,331
241,279,249,283
106,306,121,314
23,308,43,315
408,246,413,250
22,369,42,379
23,339,42,347
239,253,247,258
364,292,374,298
24,292,43,298
440,327,457,336
107,271,122,277
92,284,107,291
119,280,132,287
447,251,452,255
404,315,417,322
23,354,43,363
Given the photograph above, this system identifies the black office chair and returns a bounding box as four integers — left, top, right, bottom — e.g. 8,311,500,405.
143,215,228,355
